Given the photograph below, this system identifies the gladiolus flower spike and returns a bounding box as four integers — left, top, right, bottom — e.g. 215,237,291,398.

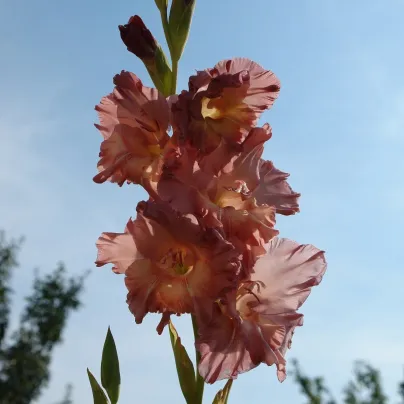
91,4,326,404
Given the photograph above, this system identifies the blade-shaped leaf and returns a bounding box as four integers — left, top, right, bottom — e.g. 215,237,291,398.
154,0,168,10
101,327,121,404
212,379,233,404
169,321,196,403
87,368,109,404
168,0,196,60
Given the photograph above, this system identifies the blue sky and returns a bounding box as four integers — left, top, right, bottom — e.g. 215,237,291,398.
1,0,403,403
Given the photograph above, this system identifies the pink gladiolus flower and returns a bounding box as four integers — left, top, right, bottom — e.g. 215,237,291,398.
157,124,288,266
92,45,326,391
196,238,326,383
93,71,169,190
95,200,241,333
171,58,280,154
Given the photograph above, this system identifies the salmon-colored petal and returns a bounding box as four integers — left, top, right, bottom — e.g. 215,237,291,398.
196,238,326,384
94,71,169,187
213,58,281,111
253,160,300,215
221,204,279,266
251,238,326,314
171,59,280,155
94,94,119,139
95,221,142,274
196,303,284,384
98,200,241,331
156,176,218,226
199,125,272,208
196,304,255,384
136,200,203,247
128,211,175,261
213,140,263,201
94,124,157,185
125,258,193,324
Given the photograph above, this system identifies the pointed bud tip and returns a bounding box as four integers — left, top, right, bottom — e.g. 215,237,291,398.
118,15,157,59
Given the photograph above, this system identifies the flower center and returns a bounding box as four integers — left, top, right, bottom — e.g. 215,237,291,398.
159,248,193,276
147,144,162,157
235,281,264,321
201,97,223,120
214,181,250,208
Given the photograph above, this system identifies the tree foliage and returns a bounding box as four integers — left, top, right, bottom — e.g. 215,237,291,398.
291,359,400,404
0,231,86,404
291,359,336,404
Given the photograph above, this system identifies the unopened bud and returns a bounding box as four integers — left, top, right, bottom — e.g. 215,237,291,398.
119,15,157,60
118,15,172,96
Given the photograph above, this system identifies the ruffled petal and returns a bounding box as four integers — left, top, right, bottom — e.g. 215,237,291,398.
196,238,326,383
196,302,285,384
94,71,169,186
95,219,142,274
251,238,326,314
197,305,256,384
95,201,242,329
213,58,281,111
221,202,279,265
253,160,300,215
171,58,280,155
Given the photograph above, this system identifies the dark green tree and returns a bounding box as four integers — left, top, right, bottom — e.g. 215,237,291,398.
398,367,404,404
55,384,73,404
291,359,337,404
292,359,390,404
343,361,387,404
0,231,86,404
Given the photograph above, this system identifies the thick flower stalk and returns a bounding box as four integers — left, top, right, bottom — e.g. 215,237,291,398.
89,3,326,404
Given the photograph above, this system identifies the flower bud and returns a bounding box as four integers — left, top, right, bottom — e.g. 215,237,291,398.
119,15,157,60
168,0,196,61
118,15,172,96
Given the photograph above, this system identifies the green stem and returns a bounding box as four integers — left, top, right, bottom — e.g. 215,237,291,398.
159,6,199,404
225,380,233,404
159,8,172,55
159,7,179,95
171,58,178,95
192,314,205,404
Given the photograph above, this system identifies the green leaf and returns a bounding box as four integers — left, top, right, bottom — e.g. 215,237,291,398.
87,368,109,404
101,327,121,404
154,0,168,11
169,321,197,403
168,0,196,61
212,379,233,404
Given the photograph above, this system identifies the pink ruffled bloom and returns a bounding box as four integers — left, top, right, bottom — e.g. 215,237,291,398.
171,58,280,154
158,123,298,268
93,71,169,189
196,238,327,383
93,55,326,386
95,200,241,333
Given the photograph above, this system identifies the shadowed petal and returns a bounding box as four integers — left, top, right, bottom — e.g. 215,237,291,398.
94,71,169,186
95,219,142,274
251,238,326,314
196,238,326,383
97,201,241,332
171,58,280,154
253,160,300,215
